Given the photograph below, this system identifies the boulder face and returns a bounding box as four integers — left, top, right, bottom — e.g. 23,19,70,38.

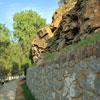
54,0,100,50
31,0,77,62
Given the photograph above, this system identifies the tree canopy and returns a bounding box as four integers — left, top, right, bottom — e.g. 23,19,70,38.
0,24,10,77
13,9,46,50
13,9,46,71
0,9,46,78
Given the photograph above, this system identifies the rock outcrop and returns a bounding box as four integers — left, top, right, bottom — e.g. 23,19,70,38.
54,0,100,50
32,0,100,62
31,26,53,62
51,0,77,33
31,0,77,62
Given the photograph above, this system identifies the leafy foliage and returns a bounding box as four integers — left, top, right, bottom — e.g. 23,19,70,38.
13,10,46,71
13,9,46,50
0,9,46,78
0,24,10,77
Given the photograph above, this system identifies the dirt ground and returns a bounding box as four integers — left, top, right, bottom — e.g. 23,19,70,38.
16,80,26,100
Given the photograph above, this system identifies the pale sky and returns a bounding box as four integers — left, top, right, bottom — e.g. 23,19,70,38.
0,0,59,31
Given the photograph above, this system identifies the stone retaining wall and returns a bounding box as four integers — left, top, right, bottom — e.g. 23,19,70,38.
26,56,100,100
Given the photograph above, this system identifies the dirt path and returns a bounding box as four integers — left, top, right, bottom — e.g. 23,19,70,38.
16,80,25,100
0,79,18,100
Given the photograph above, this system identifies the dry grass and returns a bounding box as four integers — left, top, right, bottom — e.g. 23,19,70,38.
36,31,100,67
37,40,100,67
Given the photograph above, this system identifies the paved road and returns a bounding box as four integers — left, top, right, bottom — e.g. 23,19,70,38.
0,80,18,100
0,77,25,100
0,76,25,100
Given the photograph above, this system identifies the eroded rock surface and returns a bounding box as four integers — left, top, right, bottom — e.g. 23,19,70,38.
31,26,53,62
31,0,100,62
31,0,77,62
54,0,100,50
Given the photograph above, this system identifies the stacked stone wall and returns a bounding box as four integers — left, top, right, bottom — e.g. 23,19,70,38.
27,56,100,100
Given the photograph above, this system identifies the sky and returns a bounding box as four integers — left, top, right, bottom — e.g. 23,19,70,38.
0,0,59,31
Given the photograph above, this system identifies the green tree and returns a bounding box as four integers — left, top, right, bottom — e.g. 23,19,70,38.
13,9,46,70
13,9,46,50
0,24,10,77
0,10,46,78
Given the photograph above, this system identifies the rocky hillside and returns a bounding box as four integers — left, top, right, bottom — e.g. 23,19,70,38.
31,0,77,62
31,0,100,62
54,0,100,50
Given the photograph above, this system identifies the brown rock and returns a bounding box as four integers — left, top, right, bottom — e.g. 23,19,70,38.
37,26,53,39
54,0,100,50
31,0,100,62
31,0,77,62
51,0,77,31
